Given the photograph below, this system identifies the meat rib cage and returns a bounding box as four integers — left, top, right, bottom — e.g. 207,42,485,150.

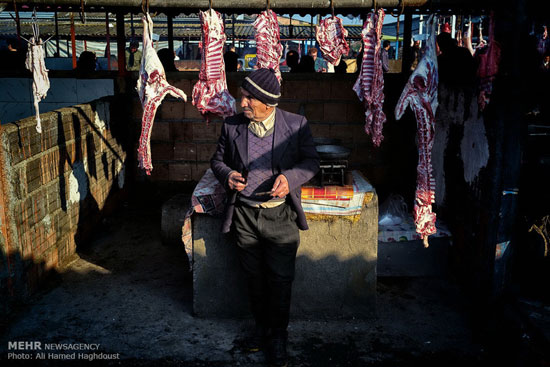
315,16,350,66
353,9,386,147
254,9,284,83
192,9,236,119
136,13,187,175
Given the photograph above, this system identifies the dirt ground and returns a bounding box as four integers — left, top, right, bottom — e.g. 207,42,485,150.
1,186,546,366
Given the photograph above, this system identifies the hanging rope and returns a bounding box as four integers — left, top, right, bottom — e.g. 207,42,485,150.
331,0,335,18
267,0,270,10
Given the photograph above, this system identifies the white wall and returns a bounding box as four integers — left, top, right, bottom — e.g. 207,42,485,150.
0,78,114,124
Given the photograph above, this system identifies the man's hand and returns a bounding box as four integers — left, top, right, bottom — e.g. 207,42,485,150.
228,171,247,191
271,174,290,198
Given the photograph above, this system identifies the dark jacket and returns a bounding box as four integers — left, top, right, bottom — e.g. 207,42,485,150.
211,109,320,233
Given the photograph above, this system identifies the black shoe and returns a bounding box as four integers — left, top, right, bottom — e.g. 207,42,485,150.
244,324,267,353
267,335,288,367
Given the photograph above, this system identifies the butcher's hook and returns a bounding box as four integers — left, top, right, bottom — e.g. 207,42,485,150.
209,0,212,10
80,0,86,24
31,7,39,41
390,0,405,17
266,0,270,10
330,0,335,18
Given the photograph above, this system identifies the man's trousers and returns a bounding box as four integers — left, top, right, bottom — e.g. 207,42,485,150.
232,201,300,336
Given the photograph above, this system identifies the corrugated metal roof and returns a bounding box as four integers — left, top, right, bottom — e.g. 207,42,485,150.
0,18,367,40
0,12,418,40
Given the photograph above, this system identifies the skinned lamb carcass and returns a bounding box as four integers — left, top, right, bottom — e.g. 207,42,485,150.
25,36,50,134
192,9,236,120
353,8,386,147
254,9,283,83
136,13,187,175
315,16,350,66
395,14,439,248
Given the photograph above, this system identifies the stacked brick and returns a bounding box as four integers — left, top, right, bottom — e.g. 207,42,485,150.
139,73,377,183
0,97,128,313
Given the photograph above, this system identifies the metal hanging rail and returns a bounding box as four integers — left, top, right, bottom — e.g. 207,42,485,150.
4,0,494,11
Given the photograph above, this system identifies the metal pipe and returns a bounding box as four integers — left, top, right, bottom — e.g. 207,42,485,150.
9,0,486,10
167,12,174,53
116,11,126,75
106,11,111,70
70,12,76,68
55,10,60,55
395,15,399,60
402,9,413,72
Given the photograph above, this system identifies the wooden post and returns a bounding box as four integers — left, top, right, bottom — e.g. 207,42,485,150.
70,13,77,68
168,12,174,54
116,11,127,75
289,14,294,40
13,0,21,47
402,9,413,73
232,14,235,44
55,10,60,56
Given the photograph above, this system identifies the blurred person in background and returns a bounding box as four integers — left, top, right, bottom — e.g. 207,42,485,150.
125,40,142,71
308,47,327,72
76,51,97,76
224,44,240,72
285,50,300,73
157,48,178,72
297,55,315,72
0,37,27,71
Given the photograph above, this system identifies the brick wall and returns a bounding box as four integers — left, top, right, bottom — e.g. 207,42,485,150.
133,72,417,201
0,97,129,316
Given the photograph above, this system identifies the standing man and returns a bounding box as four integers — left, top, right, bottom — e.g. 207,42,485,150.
211,68,319,367
125,40,142,71
381,40,391,73
224,44,240,72
308,47,327,72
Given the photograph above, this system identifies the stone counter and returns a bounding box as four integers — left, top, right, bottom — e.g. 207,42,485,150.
192,192,378,319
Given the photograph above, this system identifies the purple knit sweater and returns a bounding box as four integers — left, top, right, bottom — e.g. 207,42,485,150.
240,130,276,202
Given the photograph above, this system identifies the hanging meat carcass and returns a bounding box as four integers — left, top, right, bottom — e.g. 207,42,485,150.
25,17,50,134
136,13,187,175
462,21,475,56
476,13,501,112
192,9,236,119
353,8,386,147
254,9,283,83
315,16,350,66
395,14,439,248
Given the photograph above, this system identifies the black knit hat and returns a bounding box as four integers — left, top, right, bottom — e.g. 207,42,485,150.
241,68,281,106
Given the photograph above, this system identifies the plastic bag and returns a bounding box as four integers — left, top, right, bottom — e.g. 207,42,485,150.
378,194,408,226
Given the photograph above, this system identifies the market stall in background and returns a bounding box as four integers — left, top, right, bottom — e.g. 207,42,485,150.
0,0,548,333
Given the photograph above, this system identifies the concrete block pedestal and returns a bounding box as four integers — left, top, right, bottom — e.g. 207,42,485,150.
192,193,378,319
